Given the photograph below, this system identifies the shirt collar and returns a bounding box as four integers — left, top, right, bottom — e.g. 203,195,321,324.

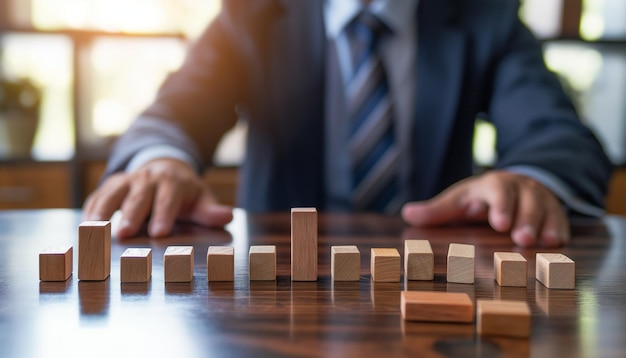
325,0,419,38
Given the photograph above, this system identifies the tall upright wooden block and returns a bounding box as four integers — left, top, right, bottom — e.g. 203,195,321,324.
207,246,234,282
536,253,575,289
477,299,531,338
331,246,360,281
371,248,400,282
494,252,527,287
401,291,474,323
39,246,73,281
249,245,276,281
447,243,475,284
78,221,111,281
404,240,434,281
164,246,194,283
291,208,318,281
120,248,152,283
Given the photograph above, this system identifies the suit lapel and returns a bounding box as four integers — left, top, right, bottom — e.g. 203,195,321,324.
412,0,466,199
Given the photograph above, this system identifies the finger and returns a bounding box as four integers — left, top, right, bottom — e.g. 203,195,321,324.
148,175,188,237
401,185,469,227
538,199,570,247
188,189,234,228
477,174,517,233
510,185,544,247
85,175,130,221
118,173,156,238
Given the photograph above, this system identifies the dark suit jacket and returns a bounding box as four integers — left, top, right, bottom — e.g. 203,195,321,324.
106,0,613,212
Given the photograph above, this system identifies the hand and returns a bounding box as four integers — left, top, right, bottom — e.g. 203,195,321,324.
401,171,569,247
83,158,233,238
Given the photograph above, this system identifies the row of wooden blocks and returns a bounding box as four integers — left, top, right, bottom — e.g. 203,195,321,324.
39,244,278,283
40,240,574,290
348,241,575,289
39,219,574,290
401,291,531,338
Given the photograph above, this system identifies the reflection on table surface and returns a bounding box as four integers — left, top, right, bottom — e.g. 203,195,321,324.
0,209,625,357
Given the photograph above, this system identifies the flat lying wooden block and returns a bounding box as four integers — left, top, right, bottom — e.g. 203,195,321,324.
39,246,73,281
331,246,360,281
120,248,152,283
78,221,111,281
291,208,318,281
207,246,234,282
401,291,474,323
371,248,400,282
249,245,276,281
536,253,575,289
477,299,531,338
404,240,434,281
494,252,527,287
447,243,475,284
164,246,194,283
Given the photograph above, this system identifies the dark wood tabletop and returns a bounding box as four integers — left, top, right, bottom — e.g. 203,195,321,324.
1,209,625,357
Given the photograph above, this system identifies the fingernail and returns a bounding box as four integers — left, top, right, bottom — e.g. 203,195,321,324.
466,202,486,217
512,225,536,247
149,221,169,237
542,229,561,247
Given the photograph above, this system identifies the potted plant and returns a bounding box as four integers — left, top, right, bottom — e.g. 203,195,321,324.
0,76,41,159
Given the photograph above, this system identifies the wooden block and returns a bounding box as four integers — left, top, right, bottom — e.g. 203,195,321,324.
291,208,318,281
404,240,434,281
164,246,194,283
401,291,474,323
536,253,575,289
39,246,73,281
477,299,531,338
249,245,276,281
371,248,400,282
447,243,475,284
494,252,527,287
331,245,360,281
120,248,152,283
78,221,111,281
207,246,234,282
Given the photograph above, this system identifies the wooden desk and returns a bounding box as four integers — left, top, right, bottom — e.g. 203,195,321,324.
1,210,625,357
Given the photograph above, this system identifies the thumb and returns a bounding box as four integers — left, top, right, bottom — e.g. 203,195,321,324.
401,187,468,227
187,189,234,228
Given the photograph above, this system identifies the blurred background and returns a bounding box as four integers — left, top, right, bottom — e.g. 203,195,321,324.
0,0,624,214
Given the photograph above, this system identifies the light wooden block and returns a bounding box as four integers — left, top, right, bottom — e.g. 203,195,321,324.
39,246,73,281
536,253,575,289
371,248,400,282
164,246,194,283
291,208,318,281
120,248,152,283
404,240,434,281
331,246,360,281
494,252,527,287
447,243,475,284
207,246,234,282
249,245,276,281
401,291,474,323
78,221,111,281
477,299,531,338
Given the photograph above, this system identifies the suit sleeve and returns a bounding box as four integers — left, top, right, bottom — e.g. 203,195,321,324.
486,1,613,210
104,0,248,176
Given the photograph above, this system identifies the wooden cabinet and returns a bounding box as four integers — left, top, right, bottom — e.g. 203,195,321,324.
0,162,72,209
607,168,626,216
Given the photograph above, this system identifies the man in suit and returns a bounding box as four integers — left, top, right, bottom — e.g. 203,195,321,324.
84,0,613,247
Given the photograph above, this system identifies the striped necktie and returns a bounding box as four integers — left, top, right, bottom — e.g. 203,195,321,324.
346,11,401,213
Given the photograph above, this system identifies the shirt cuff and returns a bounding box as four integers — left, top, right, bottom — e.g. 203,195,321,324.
125,145,197,173
505,165,604,217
